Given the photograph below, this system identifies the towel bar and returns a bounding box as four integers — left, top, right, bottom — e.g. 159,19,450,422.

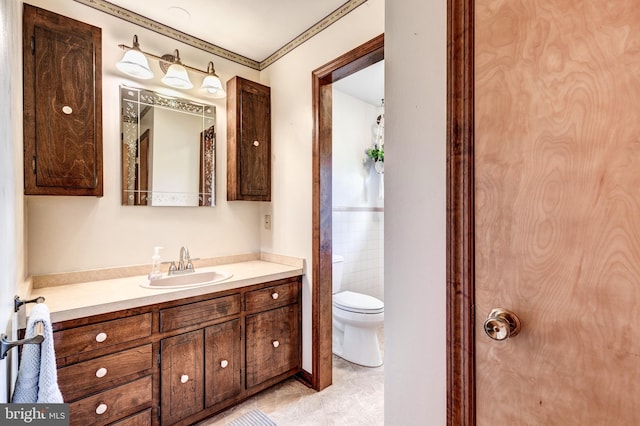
0,322,45,360
14,295,46,312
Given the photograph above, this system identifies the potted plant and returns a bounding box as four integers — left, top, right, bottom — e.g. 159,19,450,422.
366,146,384,173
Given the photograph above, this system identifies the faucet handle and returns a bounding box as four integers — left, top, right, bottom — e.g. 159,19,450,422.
168,261,177,274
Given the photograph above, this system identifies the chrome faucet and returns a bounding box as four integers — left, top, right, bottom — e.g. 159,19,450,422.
168,246,196,275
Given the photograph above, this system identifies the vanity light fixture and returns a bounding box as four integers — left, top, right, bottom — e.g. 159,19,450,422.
116,35,153,79
117,35,226,97
160,49,193,89
200,62,226,98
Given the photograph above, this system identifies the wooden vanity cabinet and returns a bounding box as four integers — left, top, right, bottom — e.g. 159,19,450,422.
51,276,301,426
23,4,103,196
245,280,302,388
226,76,271,201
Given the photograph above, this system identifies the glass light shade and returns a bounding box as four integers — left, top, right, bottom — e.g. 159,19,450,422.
161,64,193,89
116,49,153,79
200,75,226,98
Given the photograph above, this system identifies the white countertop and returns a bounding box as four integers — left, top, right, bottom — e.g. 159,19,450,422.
27,260,303,323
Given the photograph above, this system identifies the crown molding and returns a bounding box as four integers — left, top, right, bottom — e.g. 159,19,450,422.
73,0,368,71
259,0,367,70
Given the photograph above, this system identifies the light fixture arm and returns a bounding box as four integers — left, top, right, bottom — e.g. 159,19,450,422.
118,43,219,78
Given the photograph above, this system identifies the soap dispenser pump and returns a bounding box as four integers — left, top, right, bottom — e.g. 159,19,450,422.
148,246,163,280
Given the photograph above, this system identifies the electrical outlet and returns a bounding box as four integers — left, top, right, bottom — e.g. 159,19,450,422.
264,214,271,230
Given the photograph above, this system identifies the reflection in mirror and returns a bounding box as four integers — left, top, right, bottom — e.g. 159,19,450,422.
120,85,216,206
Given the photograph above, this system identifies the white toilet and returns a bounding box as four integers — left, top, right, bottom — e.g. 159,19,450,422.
332,255,384,367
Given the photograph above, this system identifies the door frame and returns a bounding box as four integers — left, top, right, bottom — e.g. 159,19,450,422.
447,0,475,423
311,34,385,391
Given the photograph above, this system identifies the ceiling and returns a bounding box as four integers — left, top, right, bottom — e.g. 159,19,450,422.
81,0,383,104
94,0,362,65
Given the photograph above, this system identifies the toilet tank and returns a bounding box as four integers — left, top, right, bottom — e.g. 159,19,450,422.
332,255,344,294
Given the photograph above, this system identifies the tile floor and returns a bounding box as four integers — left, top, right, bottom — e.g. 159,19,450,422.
198,328,384,426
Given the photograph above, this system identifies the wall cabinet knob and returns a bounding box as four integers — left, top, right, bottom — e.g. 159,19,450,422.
272,340,280,348
95,367,108,378
95,403,108,415
220,360,229,368
95,332,107,343
253,140,260,146
272,292,279,299
180,374,189,383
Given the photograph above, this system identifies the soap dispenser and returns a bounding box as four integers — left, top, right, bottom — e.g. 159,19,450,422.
148,246,163,280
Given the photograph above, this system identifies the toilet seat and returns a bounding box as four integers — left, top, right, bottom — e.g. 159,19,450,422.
333,291,384,314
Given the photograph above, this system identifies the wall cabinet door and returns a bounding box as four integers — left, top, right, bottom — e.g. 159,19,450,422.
23,4,103,196
226,76,271,201
205,319,242,406
161,330,204,425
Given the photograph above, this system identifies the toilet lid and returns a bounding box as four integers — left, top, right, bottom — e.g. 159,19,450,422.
333,291,384,314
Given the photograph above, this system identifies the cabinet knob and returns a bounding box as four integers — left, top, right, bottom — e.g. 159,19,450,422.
272,292,279,300
62,105,73,115
180,374,189,383
95,332,107,343
220,360,229,368
95,367,108,378
95,403,108,415
253,140,260,146
272,340,280,348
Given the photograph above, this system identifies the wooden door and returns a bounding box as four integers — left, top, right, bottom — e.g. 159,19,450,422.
474,0,640,423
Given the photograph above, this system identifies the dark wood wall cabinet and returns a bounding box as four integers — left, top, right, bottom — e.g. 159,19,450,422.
52,276,302,426
226,76,271,201
23,5,103,196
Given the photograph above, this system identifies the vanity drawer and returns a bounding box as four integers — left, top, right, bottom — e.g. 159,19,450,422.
58,344,153,401
160,294,241,332
54,313,152,358
245,280,300,312
69,375,153,426
111,408,152,426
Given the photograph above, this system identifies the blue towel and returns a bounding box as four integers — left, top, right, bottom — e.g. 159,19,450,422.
12,303,63,403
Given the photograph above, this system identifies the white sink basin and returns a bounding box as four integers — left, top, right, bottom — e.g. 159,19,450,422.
140,270,232,289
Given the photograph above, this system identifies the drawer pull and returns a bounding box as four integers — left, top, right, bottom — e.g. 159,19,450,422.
272,340,280,348
62,105,73,115
220,360,229,368
253,140,260,147
95,332,107,343
180,374,189,384
271,292,279,300
96,403,108,415
95,367,108,378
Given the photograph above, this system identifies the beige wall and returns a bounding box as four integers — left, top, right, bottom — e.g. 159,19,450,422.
385,0,447,423
0,0,25,403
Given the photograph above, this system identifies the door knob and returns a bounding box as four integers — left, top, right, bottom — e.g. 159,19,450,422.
483,308,521,341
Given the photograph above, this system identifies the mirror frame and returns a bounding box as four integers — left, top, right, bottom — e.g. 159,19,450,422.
120,85,216,207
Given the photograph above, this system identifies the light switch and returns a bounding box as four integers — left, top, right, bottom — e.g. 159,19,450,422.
264,214,271,230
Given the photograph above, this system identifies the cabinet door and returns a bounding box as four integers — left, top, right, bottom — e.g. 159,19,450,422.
205,319,242,406
161,330,204,425
227,77,271,201
23,5,102,196
245,304,300,388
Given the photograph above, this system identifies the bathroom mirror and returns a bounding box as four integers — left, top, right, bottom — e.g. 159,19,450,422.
120,85,216,206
